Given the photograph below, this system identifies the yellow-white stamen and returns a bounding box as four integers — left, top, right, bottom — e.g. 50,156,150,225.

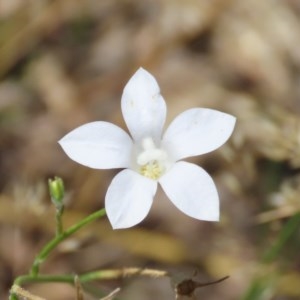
136,137,169,180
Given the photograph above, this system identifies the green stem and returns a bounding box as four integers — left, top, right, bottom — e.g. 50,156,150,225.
30,208,106,276
10,268,168,300
10,268,166,299
55,206,64,236
262,212,300,263
15,271,123,286
14,268,168,286
242,212,300,300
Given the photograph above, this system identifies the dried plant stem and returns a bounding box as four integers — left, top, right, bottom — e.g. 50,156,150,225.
99,287,121,300
11,267,166,300
75,275,85,300
14,268,168,286
10,285,46,300
255,205,299,223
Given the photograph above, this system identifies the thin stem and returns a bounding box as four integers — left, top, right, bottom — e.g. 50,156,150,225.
10,268,166,300
196,275,230,287
30,208,106,276
14,268,168,286
55,206,64,236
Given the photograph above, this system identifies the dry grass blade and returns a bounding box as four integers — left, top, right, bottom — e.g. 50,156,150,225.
11,285,46,300
74,275,85,300
99,288,121,300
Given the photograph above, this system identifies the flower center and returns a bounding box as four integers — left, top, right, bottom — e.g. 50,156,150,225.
136,137,169,180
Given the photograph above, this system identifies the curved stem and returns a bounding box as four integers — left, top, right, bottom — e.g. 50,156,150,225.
10,268,167,300
15,268,168,285
30,208,106,276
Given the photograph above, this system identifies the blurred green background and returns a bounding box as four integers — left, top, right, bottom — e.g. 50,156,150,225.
1,0,300,299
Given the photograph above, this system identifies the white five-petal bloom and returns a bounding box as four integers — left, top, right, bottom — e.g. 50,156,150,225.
59,68,236,229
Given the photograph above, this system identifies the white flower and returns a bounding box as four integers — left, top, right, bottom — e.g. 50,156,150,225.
59,68,236,229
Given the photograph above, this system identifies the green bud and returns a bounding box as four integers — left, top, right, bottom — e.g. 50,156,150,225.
48,176,65,207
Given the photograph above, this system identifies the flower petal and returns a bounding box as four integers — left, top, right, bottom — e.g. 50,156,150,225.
105,169,157,229
162,108,236,161
121,68,166,142
159,161,219,221
59,121,133,169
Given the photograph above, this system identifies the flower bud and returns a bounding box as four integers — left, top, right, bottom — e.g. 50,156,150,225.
48,176,64,207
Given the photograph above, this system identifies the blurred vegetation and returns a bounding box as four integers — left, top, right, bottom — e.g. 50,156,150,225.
1,0,300,299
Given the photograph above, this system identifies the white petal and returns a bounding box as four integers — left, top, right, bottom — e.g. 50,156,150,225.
59,121,133,169
159,161,219,221
105,169,157,229
162,108,236,161
121,68,166,142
